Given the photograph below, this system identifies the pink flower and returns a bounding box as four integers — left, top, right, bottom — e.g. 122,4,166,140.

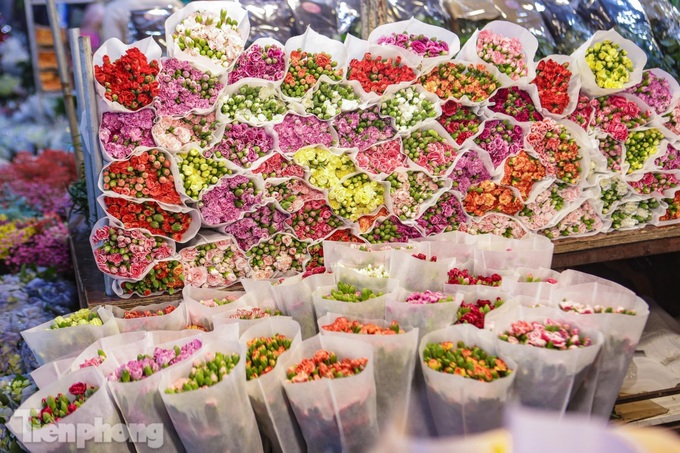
186,267,208,286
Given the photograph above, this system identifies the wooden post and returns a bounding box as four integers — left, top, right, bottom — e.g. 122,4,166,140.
45,0,84,177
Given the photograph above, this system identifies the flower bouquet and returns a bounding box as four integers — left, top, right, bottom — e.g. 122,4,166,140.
354,138,406,176
265,178,325,212
105,301,187,333
592,95,652,141
655,143,680,171
152,112,222,152
180,235,248,288
628,171,680,197
458,21,538,83
344,35,420,100
21,307,118,366
67,331,148,377
568,92,598,131
438,101,483,146
93,37,161,111
89,219,175,280
247,233,309,279
7,367,124,452
416,190,468,236
597,135,627,174
293,146,357,190
419,61,500,104
299,80,362,120
553,284,649,417
279,335,379,453
332,106,396,151
218,80,287,125
486,306,603,413
107,336,205,452
159,340,262,451
321,240,417,273
624,128,667,174
473,119,524,169
503,266,560,300
454,287,511,329
403,124,459,176
526,118,588,185
463,181,523,217
385,288,461,340
361,216,423,243
99,109,155,161
448,149,493,195
518,182,582,231
487,85,543,123
113,259,185,298
420,325,516,435
254,153,306,179
229,38,286,84
99,195,199,243
379,85,440,132
467,213,528,239
660,190,680,223
182,286,248,330
388,249,457,292
386,170,449,221
221,203,290,250
198,174,264,227
237,318,304,453
100,148,184,205
166,1,250,72
531,55,581,117
286,199,346,240
573,29,646,96
274,113,337,155
154,57,224,116
368,17,460,68
312,279,398,320
331,262,392,294
329,173,386,222
500,150,549,201
624,69,679,115
608,198,662,231
318,314,419,431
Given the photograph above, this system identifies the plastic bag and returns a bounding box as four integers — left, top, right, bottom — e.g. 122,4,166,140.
492,0,557,59
484,306,603,413
279,335,380,453
385,287,463,340
644,0,680,79
387,250,456,292
106,334,207,453
576,0,665,71
312,279,398,320
212,293,292,335
104,300,188,333
29,351,81,390
420,324,517,435
503,266,561,301
159,340,263,452
318,313,419,431
473,234,554,271
68,330,150,377
540,0,597,55
127,7,177,50
244,0,297,43
332,263,394,293
21,307,119,366
182,286,248,330
239,318,305,453
287,0,339,39
553,283,649,418
7,367,127,452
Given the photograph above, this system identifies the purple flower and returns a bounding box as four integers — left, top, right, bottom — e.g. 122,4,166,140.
229,44,286,84
155,58,223,116
274,114,335,154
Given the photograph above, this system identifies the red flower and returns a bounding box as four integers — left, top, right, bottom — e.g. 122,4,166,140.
69,383,87,396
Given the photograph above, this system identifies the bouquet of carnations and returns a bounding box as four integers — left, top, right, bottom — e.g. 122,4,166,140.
99,109,155,161
318,314,419,431
420,325,516,436
485,306,603,413
105,301,188,333
388,249,458,293
112,259,185,298
554,283,649,418
278,335,379,452
21,307,119,366
312,278,398,321
385,288,462,340
237,318,304,452
182,285,248,330
107,335,206,452
159,339,262,451
7,367,124,453
179,234,251,288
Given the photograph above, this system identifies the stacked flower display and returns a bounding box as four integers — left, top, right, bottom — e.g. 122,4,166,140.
91,9,680,295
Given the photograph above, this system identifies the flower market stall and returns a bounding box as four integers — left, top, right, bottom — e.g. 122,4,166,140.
11,0,680,450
